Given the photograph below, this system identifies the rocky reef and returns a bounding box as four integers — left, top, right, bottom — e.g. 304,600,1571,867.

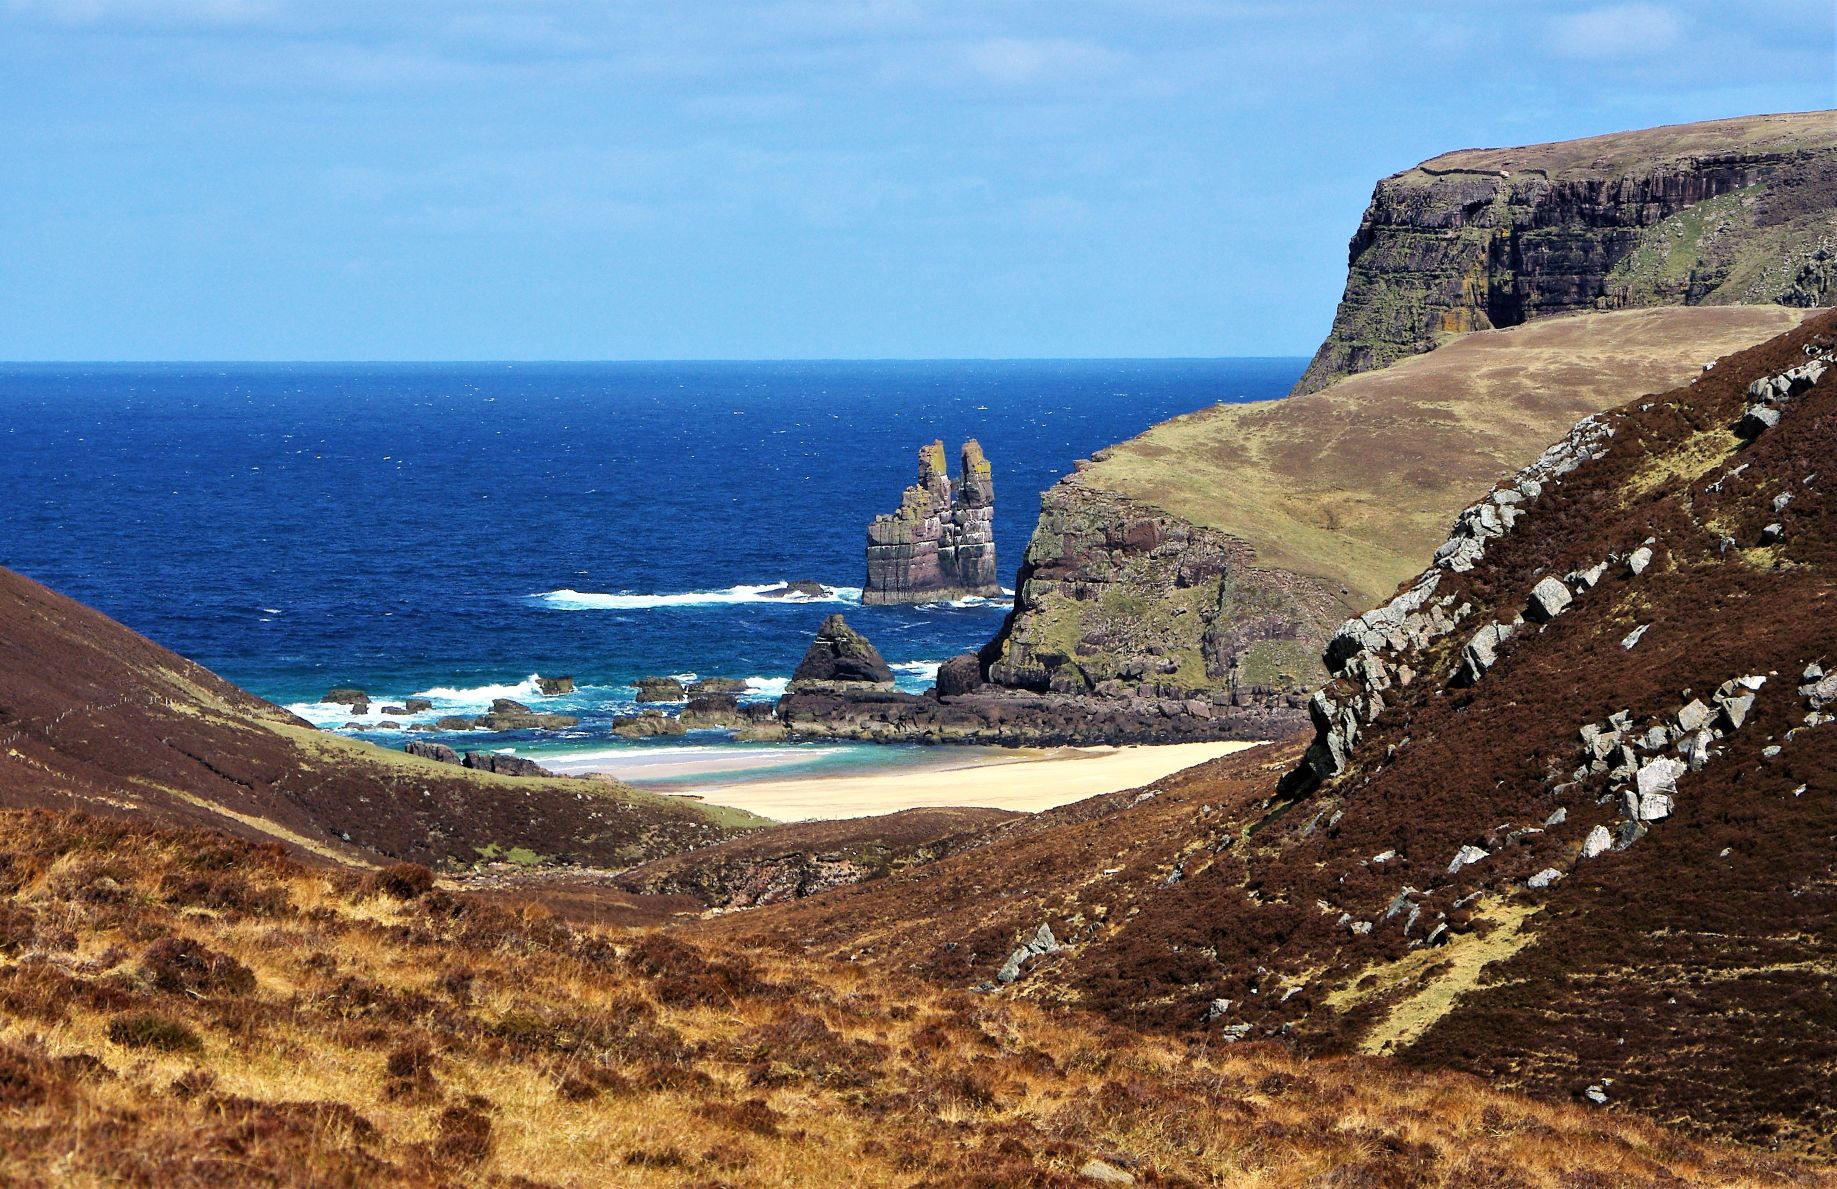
862,439,1000,604
774,612,1301,745
1295,110,1837,394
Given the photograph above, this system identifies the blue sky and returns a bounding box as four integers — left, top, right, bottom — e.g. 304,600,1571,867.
1,1,1831,360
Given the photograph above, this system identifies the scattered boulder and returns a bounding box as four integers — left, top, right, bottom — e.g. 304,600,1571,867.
1626,546,1654,576
1580,824,1614,860
1455,622,1515,686
1447,844,1489,875
935,653,984,699
1620,624,1649,650
634,677,687,703
1526,868,1564,890
461,751,551,778
404,741,461,765
613,711,687,739
1525,576,1574,623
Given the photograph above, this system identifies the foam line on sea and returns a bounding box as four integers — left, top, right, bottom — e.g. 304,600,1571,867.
534,583,862,611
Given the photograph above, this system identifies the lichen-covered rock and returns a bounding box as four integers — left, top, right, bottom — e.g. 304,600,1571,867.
1526,576,1574,623
863,440,1000,604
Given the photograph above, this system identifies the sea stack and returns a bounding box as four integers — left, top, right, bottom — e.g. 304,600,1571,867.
787,614,895,692
863,439,1000,604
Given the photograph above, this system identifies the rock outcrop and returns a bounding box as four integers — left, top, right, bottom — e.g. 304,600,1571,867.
862,440,1000,604
787,614,895,692
1294,110,1837,394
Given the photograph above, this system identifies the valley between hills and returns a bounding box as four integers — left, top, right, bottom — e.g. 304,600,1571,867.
3,110,1837,1185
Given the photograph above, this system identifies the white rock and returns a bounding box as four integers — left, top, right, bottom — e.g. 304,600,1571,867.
1526,576,1574,623
1621,624,1649,650
1447,844,1490,874
1526,868,1565,890
1580,824,1614,860
1677,699,1712,733
1627,546,1654,576
1637,757,1686,799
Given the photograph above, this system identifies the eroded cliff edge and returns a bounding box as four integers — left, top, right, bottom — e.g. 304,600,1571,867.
970,304,1811,719
1294,109,1837,394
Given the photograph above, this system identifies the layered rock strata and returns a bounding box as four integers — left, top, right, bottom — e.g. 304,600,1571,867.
863,440,1000,604
1294,110,1837,394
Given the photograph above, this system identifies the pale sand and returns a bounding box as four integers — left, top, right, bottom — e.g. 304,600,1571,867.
667,741,1261,823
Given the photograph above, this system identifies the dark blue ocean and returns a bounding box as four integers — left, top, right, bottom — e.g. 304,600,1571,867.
0,360,1302,780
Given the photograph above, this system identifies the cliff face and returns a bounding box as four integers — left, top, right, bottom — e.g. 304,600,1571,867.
862,439,1001,604
1295,110,1837,394
972,305,1808,723
982,483,1339,708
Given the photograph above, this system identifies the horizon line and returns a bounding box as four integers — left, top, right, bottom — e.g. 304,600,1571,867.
0,354,1313,367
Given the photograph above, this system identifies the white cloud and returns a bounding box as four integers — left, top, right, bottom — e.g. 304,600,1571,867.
3,0,277,26
956,36,1122,86
1549,3,1684,59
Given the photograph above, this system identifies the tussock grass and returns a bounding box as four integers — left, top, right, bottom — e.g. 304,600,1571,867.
0,808,1822,1186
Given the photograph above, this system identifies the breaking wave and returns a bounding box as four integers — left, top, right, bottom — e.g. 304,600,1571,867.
535,583,861,611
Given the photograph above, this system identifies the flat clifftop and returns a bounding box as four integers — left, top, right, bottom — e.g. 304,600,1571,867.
1296,108,1837,394
1408,109,1837,183
1080,304,1813,609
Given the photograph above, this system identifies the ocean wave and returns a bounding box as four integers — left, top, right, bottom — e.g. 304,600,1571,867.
914,594,1013,610
534,583,862,611
892,660,942,678
743,675,790,699
412,674,546,705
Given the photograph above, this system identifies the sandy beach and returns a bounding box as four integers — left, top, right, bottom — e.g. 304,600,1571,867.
645,740,1260,822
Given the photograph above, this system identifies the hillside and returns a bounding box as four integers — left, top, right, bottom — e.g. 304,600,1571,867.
974,304,1807,711
0,808,1822,1187
1295,109,1837,394
0,566,765,868
717,309,1837,1156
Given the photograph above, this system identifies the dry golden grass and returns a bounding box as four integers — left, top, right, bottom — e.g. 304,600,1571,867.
0,809,1826,1187
1080,305,1809,608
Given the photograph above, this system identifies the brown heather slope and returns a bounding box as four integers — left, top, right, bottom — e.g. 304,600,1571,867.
0,809,1825,1187
0,566,766,867
717,310,1837,1156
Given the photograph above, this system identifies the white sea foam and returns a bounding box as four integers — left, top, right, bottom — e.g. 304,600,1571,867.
892,661,942,678
534,583,861,611
412,674,545,706
743,675,791,699
915,594,1012,610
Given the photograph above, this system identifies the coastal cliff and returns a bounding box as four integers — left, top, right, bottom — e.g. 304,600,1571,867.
970,304,1809,714
1294,109,1837,394
862,439,1000,604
